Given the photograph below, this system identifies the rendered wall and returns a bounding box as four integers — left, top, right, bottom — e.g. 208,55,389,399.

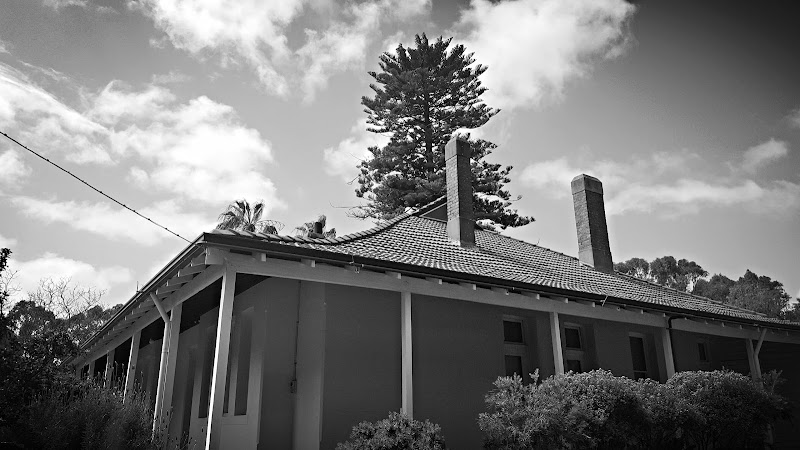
568,316,665,381
258,277,300,450
320,284,401,449
413,295,553,450
670,330,749,373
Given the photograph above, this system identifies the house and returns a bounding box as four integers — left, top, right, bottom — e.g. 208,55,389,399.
74,138,800,449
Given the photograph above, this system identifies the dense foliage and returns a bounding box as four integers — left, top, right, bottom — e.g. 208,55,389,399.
615,256,797,319
479,369,788,450
336,411,446,450
17,378,165,450
356,34,532,230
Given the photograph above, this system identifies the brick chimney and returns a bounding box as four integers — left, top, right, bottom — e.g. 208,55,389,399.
571,174,613,272
445,137,475,247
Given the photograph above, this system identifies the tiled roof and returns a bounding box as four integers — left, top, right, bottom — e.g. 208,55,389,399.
210,203,796,328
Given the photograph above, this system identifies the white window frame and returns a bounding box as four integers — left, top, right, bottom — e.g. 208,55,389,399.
503,315,528,379
629,332,649,380
563,323,586,373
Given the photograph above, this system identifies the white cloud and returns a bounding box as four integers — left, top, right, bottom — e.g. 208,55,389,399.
99,86,283,207
0,63,111,164
0,38,10,55
0,232,18,249
137,0,430,100
10,196,215,245
323,118,390,180
296,2,380,102
0,149,31,190
740,138,788,173
787,108,800,129
455,0,635,110
520,150,800,216
0,61,286,243
7,252,133,301
42,0,88,9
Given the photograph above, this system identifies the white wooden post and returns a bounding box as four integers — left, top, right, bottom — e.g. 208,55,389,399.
153,322,172,431
401,291,413,418
104,348,115,388
550,312,564,375
158,303,183,429
661,328,676,380
88,358,96,381
124,331,141,403
205,266,237,450
293,281,327,450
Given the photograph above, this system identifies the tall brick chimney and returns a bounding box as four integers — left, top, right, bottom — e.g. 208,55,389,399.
445,137,475,247
571,174,613,272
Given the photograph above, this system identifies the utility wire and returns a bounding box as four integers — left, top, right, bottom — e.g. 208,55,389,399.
1,130,192,244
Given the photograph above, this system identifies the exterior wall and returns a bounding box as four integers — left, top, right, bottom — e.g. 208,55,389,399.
320,284,401,449
135,336,162,413
565,316,665,381
671,330,749,373
258,277,300,450
413,295,553,450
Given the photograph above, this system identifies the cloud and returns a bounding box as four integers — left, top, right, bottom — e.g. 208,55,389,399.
0,232,18,249
42,0,88,9
7,252,133,301
94,83,283,207
787,107,800,129
0,63,111,164
740,138,788,173
323,119,390,180
136,0,430,100
1,63,285,216
520,150,800,216
454,0,636,110
10,196,215,245
0,149,31,190
0,38,9,55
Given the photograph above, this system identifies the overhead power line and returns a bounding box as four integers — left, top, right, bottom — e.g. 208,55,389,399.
1,130,192,244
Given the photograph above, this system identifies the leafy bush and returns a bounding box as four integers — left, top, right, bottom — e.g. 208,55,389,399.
16,377,167,450
668,370,789,449
479,369,789,450
336,411,446,450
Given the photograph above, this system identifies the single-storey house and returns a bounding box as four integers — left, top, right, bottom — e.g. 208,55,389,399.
74,138,800,449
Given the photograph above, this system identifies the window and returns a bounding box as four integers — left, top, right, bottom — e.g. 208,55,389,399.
629,334,648,380
503,317,528,379
564,327,582,349
697,341,710,362
504,320,524,344
563,324,586,373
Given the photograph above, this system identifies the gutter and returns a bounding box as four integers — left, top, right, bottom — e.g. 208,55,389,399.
70,237,204,364
202,232,800,333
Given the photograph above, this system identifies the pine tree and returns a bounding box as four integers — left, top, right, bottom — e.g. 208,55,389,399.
355,34,533,230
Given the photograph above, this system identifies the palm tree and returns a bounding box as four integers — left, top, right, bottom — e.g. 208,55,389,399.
294,214,336,238
216,200,283,234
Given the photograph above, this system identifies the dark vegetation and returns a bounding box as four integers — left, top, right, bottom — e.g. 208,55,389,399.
1,247,164,449
615,256,798,319
479,369,790,450
355,34,532,230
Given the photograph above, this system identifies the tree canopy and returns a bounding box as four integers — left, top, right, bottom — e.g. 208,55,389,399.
295,214,336,238
615,255,797,320
355,34,532,230
615,256,708,292
216,199,283,234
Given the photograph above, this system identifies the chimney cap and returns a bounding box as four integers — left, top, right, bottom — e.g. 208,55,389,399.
571,174,604,195
445,137,470,159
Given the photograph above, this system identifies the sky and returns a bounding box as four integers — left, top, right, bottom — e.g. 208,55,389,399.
0,0,798,309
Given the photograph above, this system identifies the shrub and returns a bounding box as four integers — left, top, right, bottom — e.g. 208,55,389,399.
668,370,789,449
17,376,166,450
479,369,790,450
336,411,446,450
479,370,649,449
